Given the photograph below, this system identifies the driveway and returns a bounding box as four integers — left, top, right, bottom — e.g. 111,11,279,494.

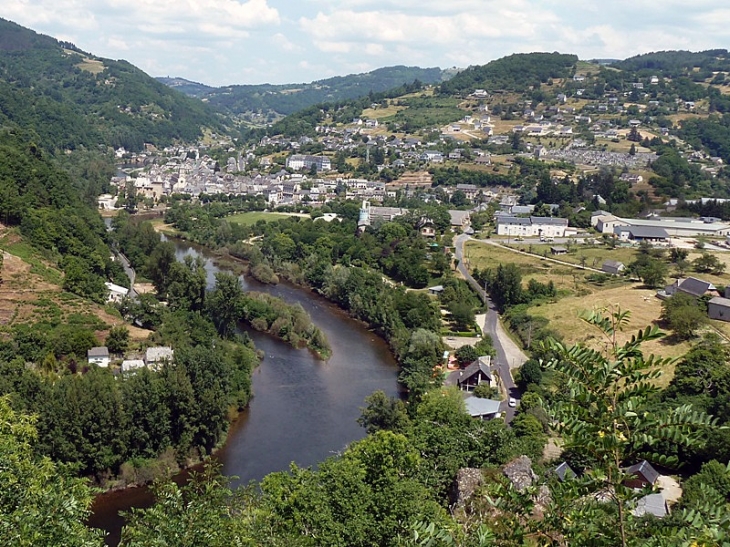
454,234,528,422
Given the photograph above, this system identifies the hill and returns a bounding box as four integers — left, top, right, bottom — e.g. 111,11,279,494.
611,49,730,75
158,65,448,119
0,18,226,153
438,52,578,95
155,76,214,98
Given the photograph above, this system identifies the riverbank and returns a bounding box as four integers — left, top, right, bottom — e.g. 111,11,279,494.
90,236,400,545
163,237,331,360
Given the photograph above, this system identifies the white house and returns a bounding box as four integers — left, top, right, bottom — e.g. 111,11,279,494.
105,282,129,303
145,346,174,368
121,359,146,373
495,216,569,237
88,346,110,368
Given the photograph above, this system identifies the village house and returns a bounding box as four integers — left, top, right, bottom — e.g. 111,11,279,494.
448,210,471,232
121,359,146,373
554,462,576,482
145,346,174,368
624,460,660,489
455,184,478,201
464,397,502,420
666,277,717,299
88,346,110,368
444,356,493,391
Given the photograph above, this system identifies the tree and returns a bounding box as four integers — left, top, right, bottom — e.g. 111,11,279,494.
694,252,726,274
106,325,130,354
0,396,104,547
449,301,475,331
486,263,523,311
541,309,714,546
634,257,667,288
454,345,478,366
518,359,542,388
660,292,707,340
357,391,410,434
120,465,243,547
207,272,244,338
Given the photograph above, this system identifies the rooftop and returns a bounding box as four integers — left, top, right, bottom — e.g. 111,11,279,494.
464,396,501,417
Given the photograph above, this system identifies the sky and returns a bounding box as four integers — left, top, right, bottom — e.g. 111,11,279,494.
3,1,729,87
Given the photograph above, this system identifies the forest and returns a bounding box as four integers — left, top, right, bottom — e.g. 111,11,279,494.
0,18,226,152
182,65,447,117
438,52,578,96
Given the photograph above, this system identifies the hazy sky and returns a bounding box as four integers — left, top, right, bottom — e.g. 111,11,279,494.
4,1,729,87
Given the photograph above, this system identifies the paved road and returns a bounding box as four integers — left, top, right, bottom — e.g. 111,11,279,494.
454,234,528,422
116,251,138,300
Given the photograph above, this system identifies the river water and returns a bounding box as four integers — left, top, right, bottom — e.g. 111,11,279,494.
89,238,399,545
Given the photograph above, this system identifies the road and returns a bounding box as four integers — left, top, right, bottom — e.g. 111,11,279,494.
454,234,528,422
116,251,138,300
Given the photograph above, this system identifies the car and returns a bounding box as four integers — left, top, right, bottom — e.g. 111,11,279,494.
508,397,517,408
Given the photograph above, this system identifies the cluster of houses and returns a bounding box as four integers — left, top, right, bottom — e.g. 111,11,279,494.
442,353,674,517
87,345,174,373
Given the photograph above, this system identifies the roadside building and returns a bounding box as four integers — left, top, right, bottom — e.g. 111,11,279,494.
444,356,493,392
463,397,502,420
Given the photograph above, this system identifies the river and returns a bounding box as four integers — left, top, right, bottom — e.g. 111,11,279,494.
88,237,399,545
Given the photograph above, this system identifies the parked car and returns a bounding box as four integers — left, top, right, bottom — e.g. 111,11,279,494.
508,397,517,408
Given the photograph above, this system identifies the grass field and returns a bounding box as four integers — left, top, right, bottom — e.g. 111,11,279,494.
360,104,407,119
509,242,638,270
226,211,304,225
464,240,692,370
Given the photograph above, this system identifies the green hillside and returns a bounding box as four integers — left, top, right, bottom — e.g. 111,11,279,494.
439,52,578,95
0,18,226,152
161,65,447,117
612,49,730,76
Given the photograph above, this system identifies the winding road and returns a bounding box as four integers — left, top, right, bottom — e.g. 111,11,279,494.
454,234,528,422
